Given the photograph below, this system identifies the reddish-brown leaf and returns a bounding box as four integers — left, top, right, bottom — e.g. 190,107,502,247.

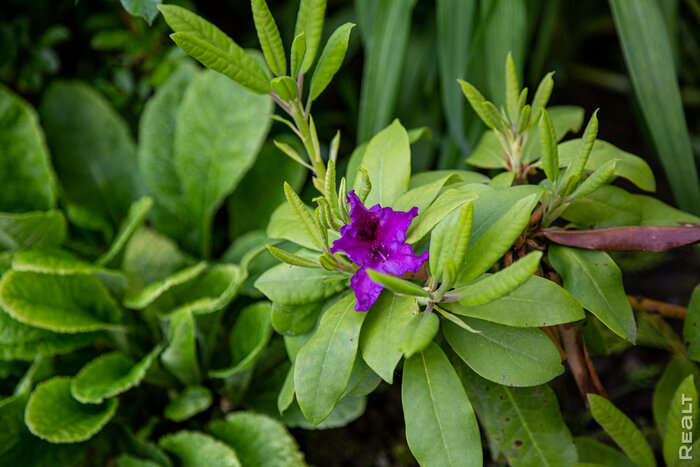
540,224,700,252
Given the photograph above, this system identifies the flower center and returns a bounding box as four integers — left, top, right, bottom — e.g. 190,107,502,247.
370,244,388,261
356,216,379,241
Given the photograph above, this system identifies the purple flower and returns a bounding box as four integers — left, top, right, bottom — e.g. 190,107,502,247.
331,191,428,312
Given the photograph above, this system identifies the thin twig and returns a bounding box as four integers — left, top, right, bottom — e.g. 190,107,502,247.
627,295,687,320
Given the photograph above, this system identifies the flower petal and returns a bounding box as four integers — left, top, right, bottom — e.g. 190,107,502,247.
375,206,418,243
349,267,384,312
381,242,429,276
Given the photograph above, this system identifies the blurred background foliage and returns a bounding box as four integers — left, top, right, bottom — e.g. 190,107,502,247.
1,0,699,464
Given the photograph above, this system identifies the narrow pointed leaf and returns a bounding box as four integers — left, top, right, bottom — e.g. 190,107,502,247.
308,23,354,101
294,0,326,73
366,270,428,298
251,0,286,76
398,312,439,358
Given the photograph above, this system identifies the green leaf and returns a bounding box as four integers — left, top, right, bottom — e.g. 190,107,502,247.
11,248,106,276
574,437,635,467
270,76,297,100
458,80,500,131
393,173,461,215
456,362,578,466
402,343,482,466
408,169,488,189
0,84,56,212
40,81,144,229
452,251,542,306
684,288,700,361
0,308,96,361
25,376,118,443
98,197,153,267
0,211,66,251
360,292,416,383
539,109,559,183
254,263,345,305
505,52,520,122
71,347,161,404
562,185,641,228
406,189,478,245
549,246,635,342
570,159,618,200
343,357,382,397
164,386,213,422
0,270,122,333
290,33,306,78
530,72,555,126
398,312,439,358
366,270,428,298
251,0,286,76
283,183,326,251
120,0,161,24
588,394,657,467
174,69,272,256
159,431,241,467
354,120,411,207
282,396,366,430
209,302,272,378
271,301,323,336
267,203,320,251
609,0,699,214
208,412,306,466
653,356,700,437
663,375,698,466
460,189,542,282
633,195,700,227
308,23,354,101
430,203,473,281
445,275,584,327
356,0,417,142
161,311,200,385
557,139,655,192
124,262,207,310
294,0,326,73
444,316,563,386
294,294,366,425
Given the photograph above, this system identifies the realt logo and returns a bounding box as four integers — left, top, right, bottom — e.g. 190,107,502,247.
680,393,694,460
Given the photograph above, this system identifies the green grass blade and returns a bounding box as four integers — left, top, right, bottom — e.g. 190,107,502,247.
609,0,700,215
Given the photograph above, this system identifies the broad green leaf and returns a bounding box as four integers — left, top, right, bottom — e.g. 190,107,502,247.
222,230,278,298
159,431,241,467
393,173,461,214
0,308,96,361
456,363,577,466
356,0,417,142
360,292,416,383
71,346,161,403
25,376,118,443
452,251,542,306
663,375,698,466
0,270,122,333
444,316,563,386
161,311,200,385
294,294,366,424
549,246,636,342
251,0,286,76
460,189,542,282
139,62,197,220
120,0,161,24
633,195,700,226
343,357,382,397
266,203,320,251
0,84,56,212
398,312,439,358
159,4,270,93
402,343,482,466
122,228,193,289
574,437,635,467
254,263,345,305
98,197,153,267
271,301,323,336
355,119,411,207
116,455,160,467
294,0,326,73
436,0,475,154
282,396,366,430
588,394,656,467
0,211,66,251
208,412,306,466
654,356,700,437
489,171,515,188
164,386,212,422
562,185,641,228
11,248,109,275
406,189,478,245
684,288,700,361
0,393,85,465
429,203,473,281
609,0,699,214
210,302,272,378
278,363,295,414
557,139,655,192
408,170,488,189
271,76,299,101
124,262,207,310
308,23,354,101
445,275,584,327
174,69,272,256
40,81,144,229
